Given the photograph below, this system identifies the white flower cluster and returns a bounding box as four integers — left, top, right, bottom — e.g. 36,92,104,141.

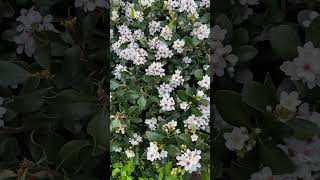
184,98,210,131
249,167,274,180
75,0,107,12
165,0,199,16
191,23,210,40
147,142,168,162
163,120,180,134
0,97,6,127
277,136,320,179
112,64,128,80
281,42,320,89
14,7,58,57
129,133,143,146
211,25,239,77
176,149,202,173
145,62,166,77
145,117,158,131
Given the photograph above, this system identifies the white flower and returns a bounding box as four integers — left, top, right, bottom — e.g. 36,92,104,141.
129,133,143,146
75,0,107,12
145,117,158,130
280,42,320,88
298,10,319,28
178,0,198,14
155,42,173,60
249,167,274,180
14,31,35,57
297,103,320,127
163,120,178,133
198,75,210,90
111,10,119,21
114,147,122,152
140,0,155,7
160,95,175,111
196,90,205,99
211,41,238,77
157,83,173,97
169,70,184,88
176,149,201,173
199,0,210,8
115,124,126,134
39,15,58,32
134,29,145,40
191,23,210,40
159,150,168,159
14,8,58,57
149,21,161,35
180,102,189,110
113,64,127,79
147,142,162,162
172,39,185,53
212,25,227,41
191,134,198,142
16,8,42,32
183,57,192,64
160,25,172,41
223,127,249,151
279,137,320,178
125,149,135,158
279,91,301,112
184,114,209,131
145,62,166,77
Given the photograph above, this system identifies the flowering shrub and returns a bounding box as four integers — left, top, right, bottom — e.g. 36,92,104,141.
212,0,320,179
0,0,107,179
110,0,210,178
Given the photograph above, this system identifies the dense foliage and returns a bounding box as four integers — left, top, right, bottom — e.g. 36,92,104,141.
110,0,210,179
0,0,108,179
212,0,320,179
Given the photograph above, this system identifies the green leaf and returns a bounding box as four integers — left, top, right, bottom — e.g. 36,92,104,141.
269,25,300,59
241,81,277,112
34,41,51,68
258,144,295,175
10,88,48,113
191,37,201,46
57,140,91,170
145,131,164,142
191,107,202,117
166,144,181,157
287,118,320,139
87,109,107,150
233,45,258,62
177,90,188,101
137,96,146,110
56,45,81,86
213,90,250,127
175,133,192,146
232,28,249,47
0,0,14,18
0,61,30,87
193,69,204,80
111,80,121,90
306,17,320,48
